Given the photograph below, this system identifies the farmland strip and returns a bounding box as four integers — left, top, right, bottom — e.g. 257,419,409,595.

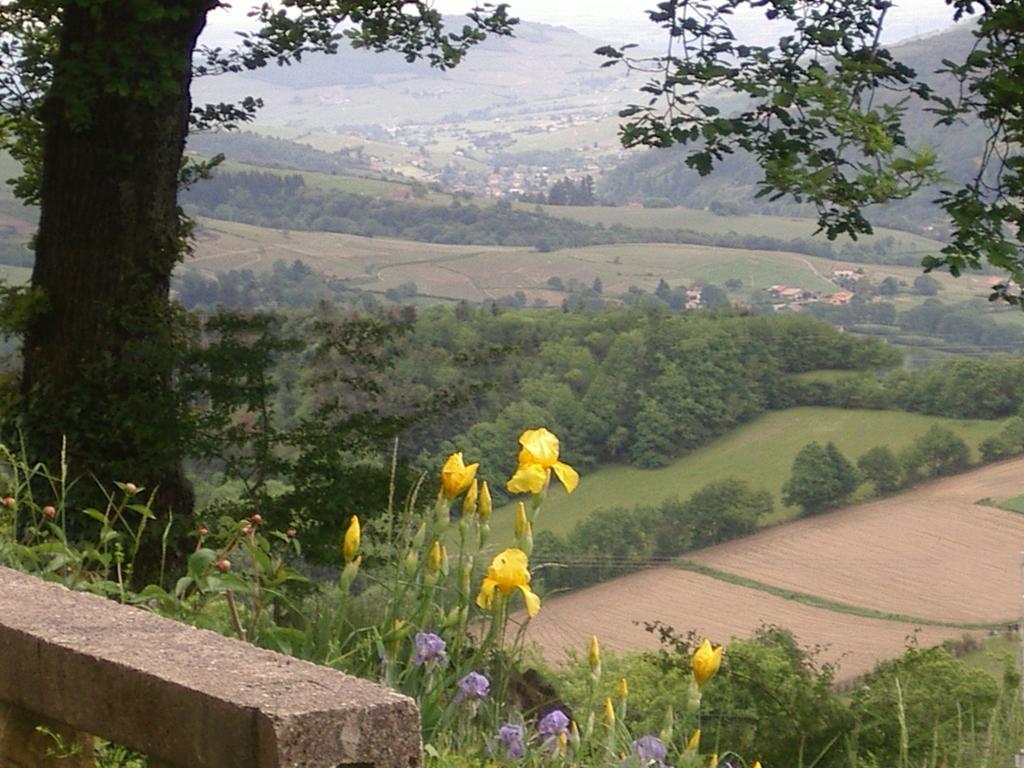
677,561,1011,631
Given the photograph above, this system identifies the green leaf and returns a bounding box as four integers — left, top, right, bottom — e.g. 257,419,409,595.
187,548,217,579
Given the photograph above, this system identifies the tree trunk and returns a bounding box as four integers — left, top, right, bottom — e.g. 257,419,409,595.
21,0,214,567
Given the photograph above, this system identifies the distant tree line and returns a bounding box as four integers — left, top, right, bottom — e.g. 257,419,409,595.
187,132,372,176
543,175,596,206
804,299,1024,352
534,478,771,591
789,357,1024,420
182,170,922,262
175,260,363,310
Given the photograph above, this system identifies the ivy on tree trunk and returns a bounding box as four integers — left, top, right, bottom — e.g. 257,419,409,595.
21,1,215,540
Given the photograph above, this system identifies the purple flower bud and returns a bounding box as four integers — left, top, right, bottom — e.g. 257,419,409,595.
412,632,447,666
456,671,490,701
537,709,570,737
633,735,668,767
497,723,526,758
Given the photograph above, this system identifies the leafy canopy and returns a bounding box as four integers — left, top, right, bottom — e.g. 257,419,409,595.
604,0,1024,303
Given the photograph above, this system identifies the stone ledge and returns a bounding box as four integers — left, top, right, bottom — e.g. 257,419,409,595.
0,566,420,768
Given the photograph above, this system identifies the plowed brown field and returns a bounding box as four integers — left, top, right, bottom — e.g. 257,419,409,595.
688,458,1024,624
525,458,1024,678
524,568,955,679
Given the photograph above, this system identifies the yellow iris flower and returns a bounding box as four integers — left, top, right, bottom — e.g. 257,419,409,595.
475,547,540,618
692,638,723,687
441,452,479,499
506,428,579,495
342,515,360,563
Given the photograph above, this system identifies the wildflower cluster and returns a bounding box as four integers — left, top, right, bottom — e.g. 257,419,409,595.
0,429,772,768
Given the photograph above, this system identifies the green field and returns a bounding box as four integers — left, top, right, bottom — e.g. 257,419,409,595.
215,160,454,204
193,218,981,302
959,635,1020,679
534,203,947,251
489,407,1006,541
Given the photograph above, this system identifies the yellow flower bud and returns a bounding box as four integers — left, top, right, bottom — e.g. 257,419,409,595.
478,480,492,522
686,729,700,752
618,677,628,701
752,762,762,768
557,732,568,751
342,515,360,563
603,697,615,727
588,635,601,672
428,540,444,574
514,501,528,538
692,638,723,687
462,478,478,517
709,753,718,768
569,720,580,747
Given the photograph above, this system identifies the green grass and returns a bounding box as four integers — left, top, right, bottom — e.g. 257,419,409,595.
216,159,454,204
958,635,1020,679
675,561,1010,630
491,407,1006,541
993,494,1024,514
535,203,947,252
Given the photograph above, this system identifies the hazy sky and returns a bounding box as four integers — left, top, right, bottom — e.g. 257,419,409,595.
203,0,956,46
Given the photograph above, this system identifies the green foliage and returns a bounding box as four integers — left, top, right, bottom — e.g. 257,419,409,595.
180,167,938,264
899,425,970,481
792,355,1024,421
534,478,770,592
912,275,942,296
702,626,852,768
782,441,859,514
605,0,938,240
609,0,1024,301
850,647,1001,767
857,446,903,493
685,479,771,547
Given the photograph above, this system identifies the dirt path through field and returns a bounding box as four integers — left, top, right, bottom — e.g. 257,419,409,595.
524,459,1024,678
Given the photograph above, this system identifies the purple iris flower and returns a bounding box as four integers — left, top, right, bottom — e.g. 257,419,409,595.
633,735,669,767
537,709,570,738
497,723,526,758
456,671,490,701
412,632,447,666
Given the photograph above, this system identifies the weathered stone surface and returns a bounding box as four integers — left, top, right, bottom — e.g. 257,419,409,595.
0,567,421,768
